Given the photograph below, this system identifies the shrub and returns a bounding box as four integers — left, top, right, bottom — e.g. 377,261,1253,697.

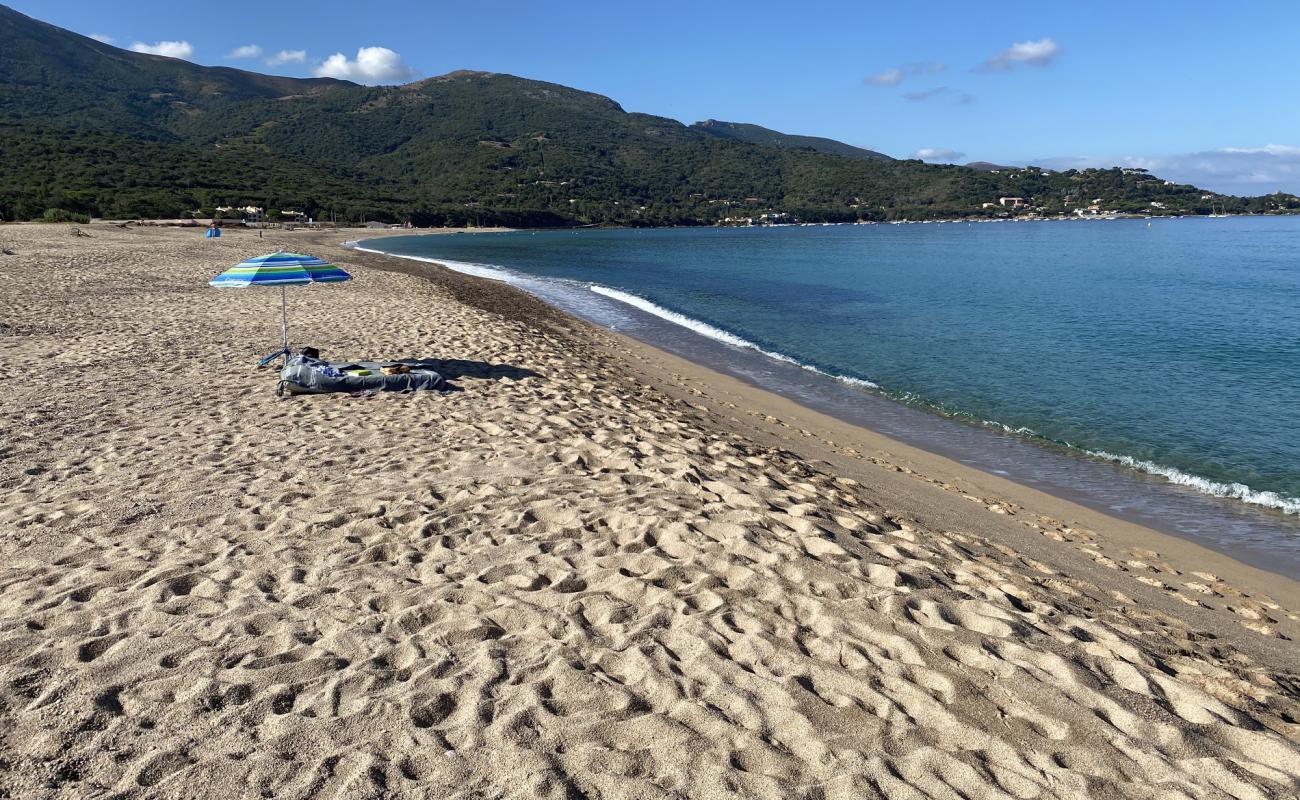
40,208,90,224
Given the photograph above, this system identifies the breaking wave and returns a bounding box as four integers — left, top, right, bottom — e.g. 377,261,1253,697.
588,285,879,390
1086,450,1300,516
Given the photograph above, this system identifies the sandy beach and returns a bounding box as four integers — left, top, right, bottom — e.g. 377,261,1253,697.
1,222,1298,799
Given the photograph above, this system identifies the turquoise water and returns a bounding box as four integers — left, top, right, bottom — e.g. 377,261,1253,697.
363,216,1300,522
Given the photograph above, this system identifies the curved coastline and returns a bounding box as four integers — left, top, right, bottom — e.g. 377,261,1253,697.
350,234,1300,577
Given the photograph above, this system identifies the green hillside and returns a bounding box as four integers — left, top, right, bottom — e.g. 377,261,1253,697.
1,4,1295,226
691,120,891,161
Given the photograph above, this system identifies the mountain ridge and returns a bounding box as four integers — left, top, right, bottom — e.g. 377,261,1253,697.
691,120,892,162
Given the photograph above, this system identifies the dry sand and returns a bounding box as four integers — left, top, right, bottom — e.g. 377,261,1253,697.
0,223,1297,799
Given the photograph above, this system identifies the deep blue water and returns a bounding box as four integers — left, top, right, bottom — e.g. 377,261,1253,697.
358,216,1300,569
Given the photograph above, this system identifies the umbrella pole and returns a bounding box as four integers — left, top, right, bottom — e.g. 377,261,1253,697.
259,285,290,367
280,285,289,360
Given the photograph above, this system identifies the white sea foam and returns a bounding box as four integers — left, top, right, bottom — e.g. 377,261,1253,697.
425,258,516,283
834,374,881,390
1086,450,1300,515
588,284,880,389
973,406,1300,516
347,243,515,283
590,285,785,355
983,419,1041,437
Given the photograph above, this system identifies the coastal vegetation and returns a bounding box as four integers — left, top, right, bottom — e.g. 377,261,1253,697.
2,5,1297,227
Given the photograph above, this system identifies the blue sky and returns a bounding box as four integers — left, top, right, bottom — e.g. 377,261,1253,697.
12,0,1300,194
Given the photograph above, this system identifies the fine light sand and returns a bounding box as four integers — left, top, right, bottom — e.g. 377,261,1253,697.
0,223,1298,799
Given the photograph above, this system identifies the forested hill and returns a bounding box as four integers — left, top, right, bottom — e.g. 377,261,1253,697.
690,120,892,162
1,4,1296,226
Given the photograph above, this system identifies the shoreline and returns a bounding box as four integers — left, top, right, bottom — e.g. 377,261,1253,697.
334,234,1300,609
353,231,1300,580
334,229,1300,640
2,223,1297,797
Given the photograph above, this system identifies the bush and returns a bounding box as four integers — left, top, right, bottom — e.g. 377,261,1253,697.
41,208,90,224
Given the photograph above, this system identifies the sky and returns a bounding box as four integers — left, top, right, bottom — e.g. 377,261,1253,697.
12,0,1300,194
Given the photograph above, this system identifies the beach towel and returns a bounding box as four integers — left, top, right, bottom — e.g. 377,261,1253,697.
277,355,445,395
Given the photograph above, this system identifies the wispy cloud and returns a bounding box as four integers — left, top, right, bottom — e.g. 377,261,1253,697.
903,86,975,105
866,61,946,87
89,33,115,45
129,40,193,59
868,68,904,87
266,49,308,67
1033,145,1300,195
1220,144,1300,157
226,44,263,59
979,38,1061,71
314,46,416,84
914,148,966,163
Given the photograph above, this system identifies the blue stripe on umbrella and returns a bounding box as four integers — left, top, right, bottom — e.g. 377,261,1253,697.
209,252,352,287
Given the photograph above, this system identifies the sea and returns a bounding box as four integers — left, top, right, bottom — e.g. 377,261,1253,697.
356,215,1300,577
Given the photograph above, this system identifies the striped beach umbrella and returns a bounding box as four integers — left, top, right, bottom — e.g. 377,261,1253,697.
209,252,352,365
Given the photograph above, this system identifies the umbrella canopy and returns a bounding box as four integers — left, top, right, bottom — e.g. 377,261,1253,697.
208,252,352,366
209,252,351,287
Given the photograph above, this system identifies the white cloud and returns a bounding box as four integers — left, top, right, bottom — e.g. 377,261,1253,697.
267,49,308,67
314,46,416,84
129,40,193,59
227,44,263,59
1032,145,1300,195
868,68,904,87
915,148,966,163
981,37,1061,71
867,61,945,87
89,33,115,45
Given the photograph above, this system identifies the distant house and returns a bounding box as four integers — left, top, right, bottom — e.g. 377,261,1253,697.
214,205,262,223
998,197,1027,209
